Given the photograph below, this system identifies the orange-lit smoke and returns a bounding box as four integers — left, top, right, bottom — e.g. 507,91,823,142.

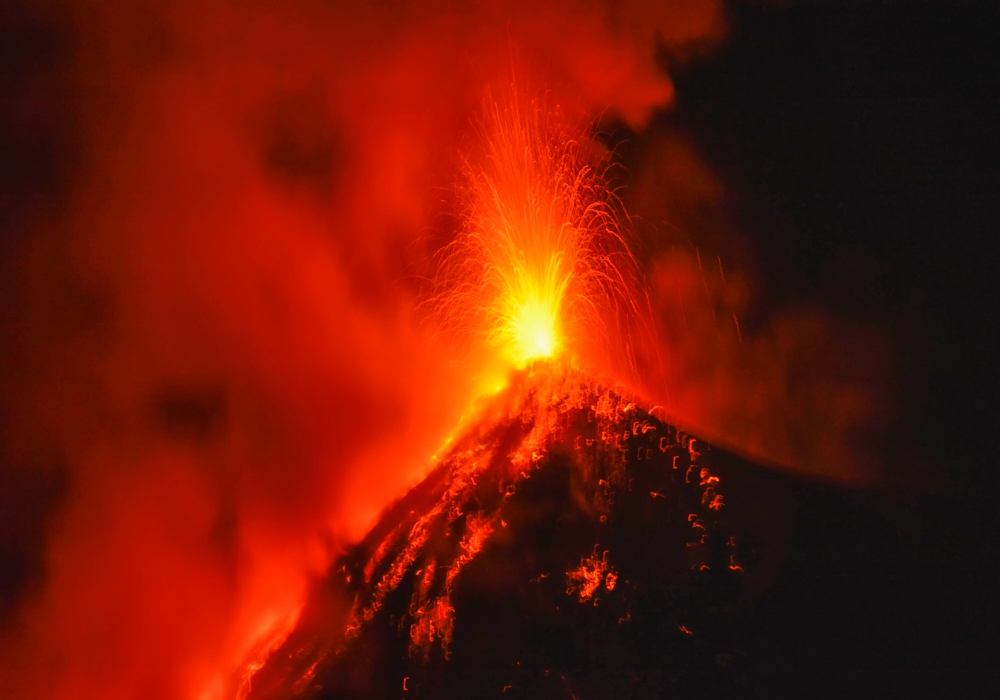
0,1,889,699
622,131,891,480
0,2,731,699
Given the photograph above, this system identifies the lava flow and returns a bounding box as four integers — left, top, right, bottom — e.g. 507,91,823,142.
241,363,745,699
232,91,747,699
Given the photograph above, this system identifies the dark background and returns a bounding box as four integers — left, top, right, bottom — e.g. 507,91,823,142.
670,0,999,488
654,0,1000,678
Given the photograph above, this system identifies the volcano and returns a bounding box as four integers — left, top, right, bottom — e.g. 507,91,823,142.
241,363,761,699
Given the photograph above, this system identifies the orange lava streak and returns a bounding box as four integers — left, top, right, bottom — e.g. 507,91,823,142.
566,547,616,604
435,85,641,372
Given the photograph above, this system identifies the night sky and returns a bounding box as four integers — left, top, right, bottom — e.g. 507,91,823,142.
661,0,1000,679
669,1,999,486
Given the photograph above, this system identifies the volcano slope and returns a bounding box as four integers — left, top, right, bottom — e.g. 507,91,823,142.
246,364,758,699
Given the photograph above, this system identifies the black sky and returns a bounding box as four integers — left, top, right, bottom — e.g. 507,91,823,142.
659,0,1000,675
668,1,999,486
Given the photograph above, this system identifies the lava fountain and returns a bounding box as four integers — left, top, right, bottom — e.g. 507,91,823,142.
237,87,747,699
432,85,645,379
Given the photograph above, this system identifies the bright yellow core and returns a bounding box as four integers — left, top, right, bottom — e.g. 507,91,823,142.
510,295,559,364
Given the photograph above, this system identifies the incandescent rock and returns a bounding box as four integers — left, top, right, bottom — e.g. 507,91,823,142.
245,363,753,699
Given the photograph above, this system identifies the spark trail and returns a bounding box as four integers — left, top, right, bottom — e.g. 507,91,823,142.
434,86,644,375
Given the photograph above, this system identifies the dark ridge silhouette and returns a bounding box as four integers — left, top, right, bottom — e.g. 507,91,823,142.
244,363,776,699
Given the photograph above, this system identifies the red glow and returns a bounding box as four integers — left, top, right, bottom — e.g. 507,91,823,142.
0,1,891,698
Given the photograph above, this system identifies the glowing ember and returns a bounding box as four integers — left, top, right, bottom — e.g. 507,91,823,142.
566,548,617,604
434,85,642,372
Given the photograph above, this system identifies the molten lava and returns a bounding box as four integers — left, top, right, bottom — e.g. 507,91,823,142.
435,86,642,373
242,362,746,698
235,89,738,699
226,87,676,699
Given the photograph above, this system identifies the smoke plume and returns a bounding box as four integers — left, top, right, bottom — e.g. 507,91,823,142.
0,1,885,698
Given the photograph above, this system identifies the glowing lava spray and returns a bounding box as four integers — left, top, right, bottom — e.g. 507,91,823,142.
434,86,645,376
234,85,662,700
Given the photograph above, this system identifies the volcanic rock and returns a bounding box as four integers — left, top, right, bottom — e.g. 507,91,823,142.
245,363,755,699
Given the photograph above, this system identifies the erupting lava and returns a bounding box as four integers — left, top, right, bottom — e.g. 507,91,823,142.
235,89,749,699
2,3,908,698
435,86,642,373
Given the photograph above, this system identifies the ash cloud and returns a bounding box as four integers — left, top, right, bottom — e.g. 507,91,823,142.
0,1,883,698
619,129,891,481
